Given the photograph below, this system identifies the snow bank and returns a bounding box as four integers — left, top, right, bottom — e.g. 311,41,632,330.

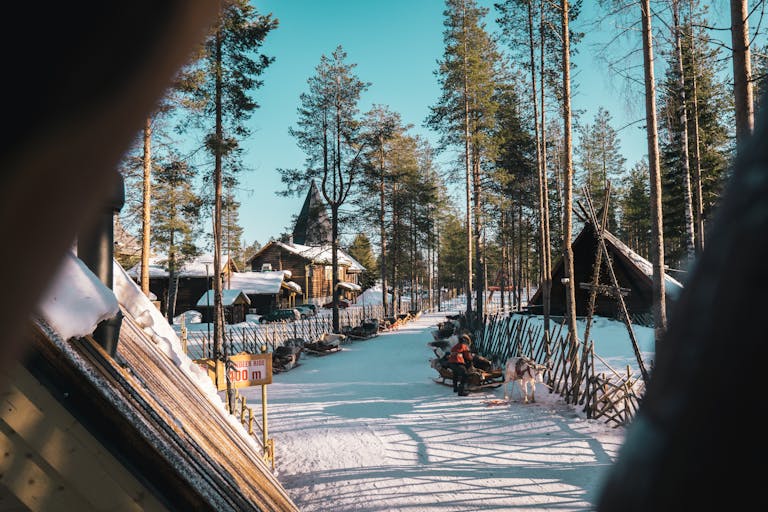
38,251,120,341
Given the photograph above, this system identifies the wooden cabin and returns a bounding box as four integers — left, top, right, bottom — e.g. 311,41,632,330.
246,241,363,305
527,222,683,325
126,254,238,319
196,289,251,324
228,271,303,314
244,179,364,305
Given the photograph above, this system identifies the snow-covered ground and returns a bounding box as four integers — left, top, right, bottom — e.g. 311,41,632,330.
239,311,630,511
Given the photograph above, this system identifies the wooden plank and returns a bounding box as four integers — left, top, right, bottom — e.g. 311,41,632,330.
1,366,165,511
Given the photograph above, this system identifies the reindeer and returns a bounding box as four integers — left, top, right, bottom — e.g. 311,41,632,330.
503,356,548,403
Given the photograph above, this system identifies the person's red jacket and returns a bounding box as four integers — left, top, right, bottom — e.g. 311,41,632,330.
448,342,472,365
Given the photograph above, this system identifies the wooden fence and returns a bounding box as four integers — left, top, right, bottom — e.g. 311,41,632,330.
475,313,643,428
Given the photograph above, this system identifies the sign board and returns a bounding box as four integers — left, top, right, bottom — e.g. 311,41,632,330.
195,353,273,391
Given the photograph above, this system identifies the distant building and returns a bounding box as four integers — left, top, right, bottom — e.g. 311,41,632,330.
228,270,303,314
246,241,363,304
246,181,364,305
196,289,251,324
126,254,238,319
527,222,683,325
292,179,332,245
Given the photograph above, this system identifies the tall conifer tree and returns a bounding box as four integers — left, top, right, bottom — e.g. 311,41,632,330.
179,1,276,395
280,46,369,332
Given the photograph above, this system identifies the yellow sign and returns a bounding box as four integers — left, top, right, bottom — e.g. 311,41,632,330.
195,353,273,391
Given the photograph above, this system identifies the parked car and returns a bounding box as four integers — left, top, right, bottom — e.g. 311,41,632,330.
259,308,300,323
322,299,350,309
245,313,262,324
294,304,317,318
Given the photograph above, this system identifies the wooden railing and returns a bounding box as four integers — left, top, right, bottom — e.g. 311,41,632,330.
181,304,386,359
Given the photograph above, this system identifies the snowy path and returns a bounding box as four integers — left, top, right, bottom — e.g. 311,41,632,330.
241,311,624,511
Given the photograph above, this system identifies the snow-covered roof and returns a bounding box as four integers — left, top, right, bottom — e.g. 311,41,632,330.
37,251,120,341
337,281,362,292
604,230,684,296
126,254,236,279
283,280,303,293
196,289,251,307
263,241,366,271
228,271,286,295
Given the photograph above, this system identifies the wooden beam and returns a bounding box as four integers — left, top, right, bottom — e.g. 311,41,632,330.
579,282,631,297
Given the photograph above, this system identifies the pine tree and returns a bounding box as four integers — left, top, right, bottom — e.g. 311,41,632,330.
222,187,244,277
640,0,667,344
660,10,731,268
427,0,499,324
178,1,276,395
152,160,202,321
730,0,755,149
438,213,469,292
347,233,377,291
279,46,369,332
358,105,409,315
618,161,652,258
575,107,626,231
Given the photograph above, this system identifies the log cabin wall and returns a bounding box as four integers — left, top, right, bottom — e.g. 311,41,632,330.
249,244,354,302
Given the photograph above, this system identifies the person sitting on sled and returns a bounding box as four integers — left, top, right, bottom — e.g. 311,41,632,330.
447,334,473,396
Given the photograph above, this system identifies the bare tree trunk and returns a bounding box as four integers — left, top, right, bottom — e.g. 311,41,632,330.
673,0,696,263
473,149,484,325
510,209,517,308
331,96,342,333
500,212,507,312
731,0,754,150
527,0,548,326
517,203,524,311
379,136,389,315
540,0,552,353
331,204,340,332
561,0,579,367
436,222,441,312
641,0,667,344
391,185,399,316
687,0,705,254
141,117,152,297
213,23,225,381
463,3,473,318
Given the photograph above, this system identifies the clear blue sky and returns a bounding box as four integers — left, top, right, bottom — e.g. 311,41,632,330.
237,0,738,247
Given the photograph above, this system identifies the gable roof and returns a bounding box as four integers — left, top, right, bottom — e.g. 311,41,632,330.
196,289,251,307
246,241,366,272
602,230,683,295
126,254,238,279
228,270,287,295
20,256,299,511
292,180,332,245
528,223,683,320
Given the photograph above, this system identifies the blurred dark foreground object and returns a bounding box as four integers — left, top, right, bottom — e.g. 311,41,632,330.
597,98,768,509
0,2,217,382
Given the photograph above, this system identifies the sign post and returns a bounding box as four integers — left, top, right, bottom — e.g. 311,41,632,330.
261,344,274,468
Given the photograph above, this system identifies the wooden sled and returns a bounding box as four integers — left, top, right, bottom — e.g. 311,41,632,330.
303,332,346,355
272,345,302,372
303,346,341,356
273,362,302,373
343,319,380,340
433,366,504,392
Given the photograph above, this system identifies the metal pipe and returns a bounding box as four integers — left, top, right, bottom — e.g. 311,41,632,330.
78,173,125,356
